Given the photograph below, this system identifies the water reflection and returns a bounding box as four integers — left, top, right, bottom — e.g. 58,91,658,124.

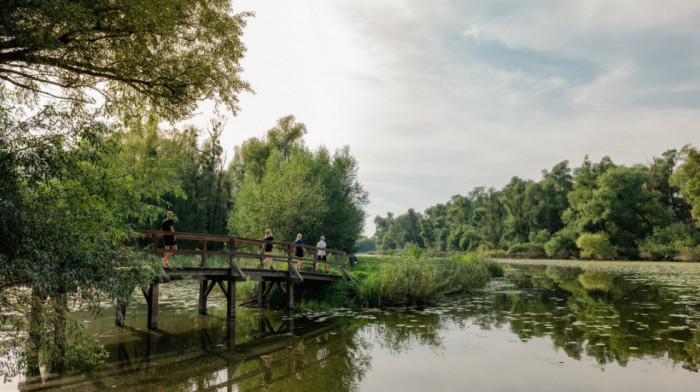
10,261,700,391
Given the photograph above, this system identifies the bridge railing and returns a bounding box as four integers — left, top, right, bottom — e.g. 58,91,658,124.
135,230,351,279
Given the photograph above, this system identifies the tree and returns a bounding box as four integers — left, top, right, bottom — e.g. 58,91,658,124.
670,145,700,226
267,115,308,161
229,118,367,253
0,0,252,120
1,0,252,375
229,151,326,243
0,103,181,375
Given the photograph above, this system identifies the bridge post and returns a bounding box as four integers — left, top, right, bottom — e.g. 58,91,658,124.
287,283,294,309
227,278,236,319
257,281,265,307
199,279,208,315
147,282,159,330
199,240,208,315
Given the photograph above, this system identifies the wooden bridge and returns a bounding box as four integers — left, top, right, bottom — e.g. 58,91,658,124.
122,230,353,330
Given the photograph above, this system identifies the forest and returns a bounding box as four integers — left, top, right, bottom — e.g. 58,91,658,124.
370,148,700,261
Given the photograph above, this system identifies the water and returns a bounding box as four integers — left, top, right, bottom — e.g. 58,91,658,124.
3,259,700,391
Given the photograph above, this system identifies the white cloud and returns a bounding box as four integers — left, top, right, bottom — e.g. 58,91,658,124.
184,0,700,235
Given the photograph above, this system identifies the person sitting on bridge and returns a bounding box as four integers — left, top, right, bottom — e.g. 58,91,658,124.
294,233,305,270
315,235,328,274
260,229,275,269
161,211,177,265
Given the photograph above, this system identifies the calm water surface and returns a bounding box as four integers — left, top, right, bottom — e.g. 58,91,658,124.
5,259,700,391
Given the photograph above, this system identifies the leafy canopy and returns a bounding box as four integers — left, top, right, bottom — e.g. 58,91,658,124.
0,0,252,120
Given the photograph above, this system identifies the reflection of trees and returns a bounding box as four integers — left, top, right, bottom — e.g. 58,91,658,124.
478,264,700,371
18,311,375,391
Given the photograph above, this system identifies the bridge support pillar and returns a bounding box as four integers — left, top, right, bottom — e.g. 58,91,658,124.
287,283,294,310
226,279,236,319
199,279,208,315
257,281,265,307
146,283,159,330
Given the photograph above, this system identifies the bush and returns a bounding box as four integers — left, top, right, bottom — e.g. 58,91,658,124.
545,229,578,258
678,246,700,262
576,232,616,260
638,223,696,260
506,243,546,258
402,242,423,259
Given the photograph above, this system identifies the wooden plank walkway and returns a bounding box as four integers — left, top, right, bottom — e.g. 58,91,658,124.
119,230,353,330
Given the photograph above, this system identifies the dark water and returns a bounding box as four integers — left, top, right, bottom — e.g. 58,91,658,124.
5,260,700,391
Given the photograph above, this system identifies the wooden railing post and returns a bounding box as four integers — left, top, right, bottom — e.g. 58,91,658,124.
287,244,293,271
201,239,208,267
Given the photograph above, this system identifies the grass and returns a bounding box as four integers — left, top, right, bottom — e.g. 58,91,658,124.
353,253,493,307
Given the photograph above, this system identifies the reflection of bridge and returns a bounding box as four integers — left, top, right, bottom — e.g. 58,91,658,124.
118,231,353,330
18,315,351,391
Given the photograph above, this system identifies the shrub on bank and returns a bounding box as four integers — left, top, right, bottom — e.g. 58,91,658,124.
638,223,696,261
507,243,546,258
576,232,616,260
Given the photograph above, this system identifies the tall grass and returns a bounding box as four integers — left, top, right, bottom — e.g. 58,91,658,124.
356,253,493,307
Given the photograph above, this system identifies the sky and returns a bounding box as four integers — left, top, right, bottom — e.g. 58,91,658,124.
187,0,700,236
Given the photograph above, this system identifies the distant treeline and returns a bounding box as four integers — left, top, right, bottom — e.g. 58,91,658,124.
368,147,700,261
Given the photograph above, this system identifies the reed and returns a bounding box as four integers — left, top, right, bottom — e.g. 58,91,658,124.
356,253,493,307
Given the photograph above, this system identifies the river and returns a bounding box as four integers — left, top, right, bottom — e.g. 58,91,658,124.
4,259,700,391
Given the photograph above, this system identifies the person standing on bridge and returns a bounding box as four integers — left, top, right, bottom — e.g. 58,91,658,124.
260,229,275,269
161,211,177,264
315,236,328,274
294,233,305,270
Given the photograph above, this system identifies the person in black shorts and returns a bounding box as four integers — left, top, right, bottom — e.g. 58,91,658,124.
260,229,275,269
315,235,328,273
161,211,177,264
294,233,305,270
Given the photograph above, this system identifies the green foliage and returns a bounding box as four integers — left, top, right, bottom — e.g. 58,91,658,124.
229,118,367,252
403,242,423,259
507,243,546,258
0,0,252,120
576,232,616,260
356,254,491,307
638,223,697,260
670,145,700,225
485,260,505,277
229,150,326,242
146,121,235,237
545,228,578,258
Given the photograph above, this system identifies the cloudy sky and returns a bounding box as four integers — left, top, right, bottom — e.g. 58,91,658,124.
189,0,700,235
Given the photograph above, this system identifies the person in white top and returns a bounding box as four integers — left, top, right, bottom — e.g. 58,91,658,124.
315,236,328,273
